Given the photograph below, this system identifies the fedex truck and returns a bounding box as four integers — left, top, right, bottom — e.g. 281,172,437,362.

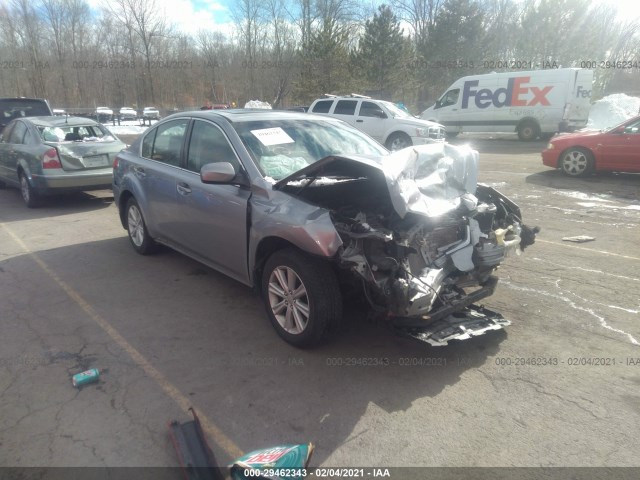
420,68,593,140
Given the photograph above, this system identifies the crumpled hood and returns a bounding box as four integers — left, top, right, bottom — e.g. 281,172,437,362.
274,142,479,219
380,143,478,218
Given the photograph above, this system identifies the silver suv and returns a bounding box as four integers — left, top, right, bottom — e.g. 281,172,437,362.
309,95,445,150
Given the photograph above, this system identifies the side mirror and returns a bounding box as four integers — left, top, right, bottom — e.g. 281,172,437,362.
200,162,237,184
612,126,625,134
373,110,387,119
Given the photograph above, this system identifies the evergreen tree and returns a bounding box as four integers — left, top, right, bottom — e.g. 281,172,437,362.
353,5,409,94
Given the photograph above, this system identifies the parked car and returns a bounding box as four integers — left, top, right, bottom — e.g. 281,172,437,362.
0,116,125,207
119,107,138,121
96,107,113,122
0,97,53,134
142,107,160,120
308,95,445,150
113,110,537,347
542,115,640,176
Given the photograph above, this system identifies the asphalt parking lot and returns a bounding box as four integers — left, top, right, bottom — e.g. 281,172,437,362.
1,134,639,473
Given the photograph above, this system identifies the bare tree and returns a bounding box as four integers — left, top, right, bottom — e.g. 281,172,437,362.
232,0,266,99
40,0,71,105
10,0,47,98
108,0,171,104
391,0,443,47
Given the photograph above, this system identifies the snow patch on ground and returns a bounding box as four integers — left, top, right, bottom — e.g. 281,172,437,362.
552,191,613,202
587,93,640,130
107,124,153,135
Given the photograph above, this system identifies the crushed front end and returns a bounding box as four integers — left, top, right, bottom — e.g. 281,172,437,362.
274,143,537,345
331,144,537,345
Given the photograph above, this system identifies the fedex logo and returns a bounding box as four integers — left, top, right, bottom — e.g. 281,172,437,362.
461,76,553,109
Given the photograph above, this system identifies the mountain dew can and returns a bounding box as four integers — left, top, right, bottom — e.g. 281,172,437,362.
72,368,100,387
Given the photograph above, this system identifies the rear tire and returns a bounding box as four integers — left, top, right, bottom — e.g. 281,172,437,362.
560,147,594,177
19,172,41,208
125,197,156,254
261,248,342,347
517,121,540,141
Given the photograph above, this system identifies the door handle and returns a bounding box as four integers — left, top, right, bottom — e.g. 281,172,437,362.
177,182,192,195
356,120,363,123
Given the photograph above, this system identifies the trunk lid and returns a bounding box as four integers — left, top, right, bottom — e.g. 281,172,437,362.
48,139,125,171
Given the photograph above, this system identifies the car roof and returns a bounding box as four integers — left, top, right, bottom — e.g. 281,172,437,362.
314,95,378,101
0,97,49,102
22,116,101,127
172,109,332,124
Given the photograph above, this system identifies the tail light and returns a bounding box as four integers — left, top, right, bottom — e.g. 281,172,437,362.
42,147,62,169
113,156,119,170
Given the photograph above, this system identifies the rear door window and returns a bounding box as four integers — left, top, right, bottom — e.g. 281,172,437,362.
7,121,27,144
334,100,357,116
149,119,189,167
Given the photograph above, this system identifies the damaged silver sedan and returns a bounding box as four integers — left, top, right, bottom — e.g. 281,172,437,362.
113,110,537,347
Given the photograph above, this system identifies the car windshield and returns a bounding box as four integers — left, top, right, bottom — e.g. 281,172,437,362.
380,101,415,119
38,124,115,142
232,119,388,180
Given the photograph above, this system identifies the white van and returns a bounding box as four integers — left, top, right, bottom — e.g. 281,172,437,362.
420,68,593,140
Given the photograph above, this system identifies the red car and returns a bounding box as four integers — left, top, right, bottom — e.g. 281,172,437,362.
542,115,640,177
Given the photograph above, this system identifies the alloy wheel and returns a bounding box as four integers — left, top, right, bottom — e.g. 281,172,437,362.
267,266,310,335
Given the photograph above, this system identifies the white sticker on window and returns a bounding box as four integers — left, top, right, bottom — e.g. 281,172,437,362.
250,127,294,146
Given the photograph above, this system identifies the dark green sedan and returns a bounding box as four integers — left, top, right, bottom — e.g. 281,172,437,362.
0,116,126,207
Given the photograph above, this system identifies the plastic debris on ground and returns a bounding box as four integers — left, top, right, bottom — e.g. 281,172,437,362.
562,235,596,243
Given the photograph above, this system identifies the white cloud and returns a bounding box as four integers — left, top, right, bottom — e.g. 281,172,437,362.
98,0,235,37
154,0,234,35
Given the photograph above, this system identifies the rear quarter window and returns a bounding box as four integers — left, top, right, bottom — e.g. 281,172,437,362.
311,100,333,114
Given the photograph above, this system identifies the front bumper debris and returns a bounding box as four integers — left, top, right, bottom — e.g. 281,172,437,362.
394,304,510,346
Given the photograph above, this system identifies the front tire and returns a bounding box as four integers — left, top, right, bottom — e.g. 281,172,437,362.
125,197,156,254
560,147,594,177
261,248,342,347
20,172,41,208
385,132,412,151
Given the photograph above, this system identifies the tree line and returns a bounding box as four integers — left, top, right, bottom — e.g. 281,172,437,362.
1,0,639,113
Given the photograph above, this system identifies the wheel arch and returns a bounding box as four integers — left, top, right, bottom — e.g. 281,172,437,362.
252,237,304,290
117,189,135,229
251,236,341,291
16,160,33,181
